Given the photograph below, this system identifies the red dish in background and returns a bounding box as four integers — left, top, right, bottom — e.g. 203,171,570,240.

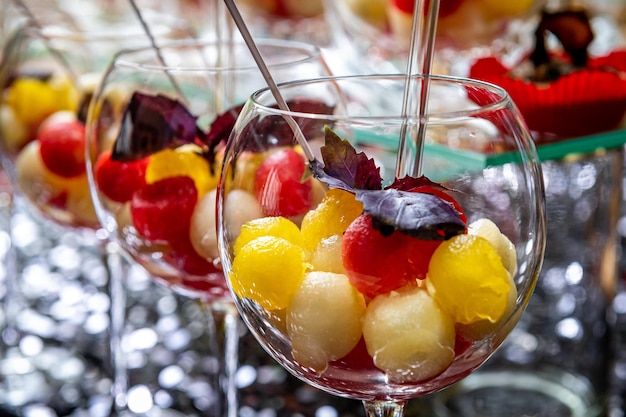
469,9,626,141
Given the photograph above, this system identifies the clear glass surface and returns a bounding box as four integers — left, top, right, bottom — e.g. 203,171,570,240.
0,18,177,230
86,38,330,300
432,147,624,417
0,14,183,413
84,38,331,416
216,74,546,413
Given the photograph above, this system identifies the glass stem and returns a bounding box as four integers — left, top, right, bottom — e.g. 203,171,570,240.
204,300,240,417
222,302,240,417
363,400,407,417
103,240,129,413
0,187,19,350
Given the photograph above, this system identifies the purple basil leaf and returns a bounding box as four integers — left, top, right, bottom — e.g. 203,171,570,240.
311,127,464,240
7,69,53,87
203,104,244,172
387,176,445,191
318,126,382,190
206,104,243,147
309,159,353,192
355,188,466,240
240,99,335,153
112,92,206,162
387,176,465,213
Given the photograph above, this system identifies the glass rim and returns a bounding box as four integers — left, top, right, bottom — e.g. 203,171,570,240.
15,15,182,42
249,73,514,121
110,38,324,73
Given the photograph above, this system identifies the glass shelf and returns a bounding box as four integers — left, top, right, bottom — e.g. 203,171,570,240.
355,128,626,174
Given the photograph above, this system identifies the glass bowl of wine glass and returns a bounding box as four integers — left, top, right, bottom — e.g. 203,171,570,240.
216,73,546,414
0,12,185,413
86,37,330,299
84,37,331,416
0,16,179,229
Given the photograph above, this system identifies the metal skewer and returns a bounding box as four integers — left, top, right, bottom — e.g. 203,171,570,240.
128,0,187,103
13,0,80,86
222,0,315,162
395,0,440,178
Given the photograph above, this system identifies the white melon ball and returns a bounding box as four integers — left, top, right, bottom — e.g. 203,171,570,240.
310,234,345,274
468,218,517,276
0,104,29,152
224,189,264,239
78,72,102,95
230,152,264,193
65,175,99,226
190,189,218,259
287,271,366,373
15,140,67,206
15,141,98,227
362,286,455,383
190,189,263,260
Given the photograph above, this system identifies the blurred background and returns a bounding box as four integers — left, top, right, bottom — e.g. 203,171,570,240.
1,0,626,416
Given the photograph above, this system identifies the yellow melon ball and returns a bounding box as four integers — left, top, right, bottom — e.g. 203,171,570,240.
230,235,308,310
146,148,216,196
229,152,265,194
468,218,517,277
343,0,388,28
300,188,363,251
427,234,512,325
455,272,518,342
478,0,536,20
5,73,78,128
234,216,305,256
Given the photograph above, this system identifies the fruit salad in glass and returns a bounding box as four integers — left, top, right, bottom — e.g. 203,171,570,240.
0,19,177,228
86,38,330,299
85,38,331,417
216,74,546,414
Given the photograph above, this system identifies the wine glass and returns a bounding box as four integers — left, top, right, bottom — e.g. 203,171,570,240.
0,17,180,228
84,38,331,416
0,16,181,413
216,73,546,416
